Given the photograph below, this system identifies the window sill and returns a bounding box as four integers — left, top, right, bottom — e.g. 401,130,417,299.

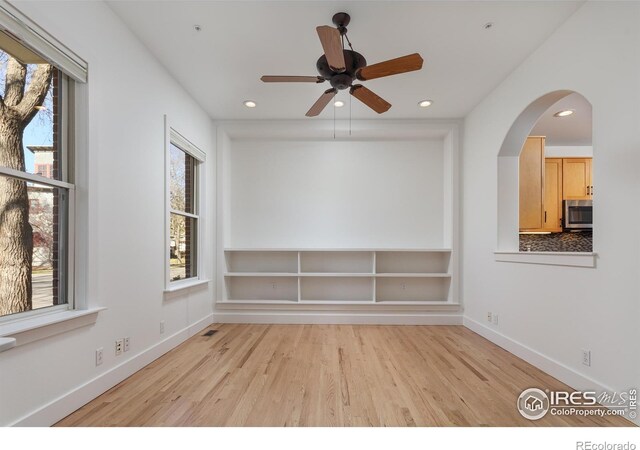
164,278,210,293
494,251,596,268
0,307,106,351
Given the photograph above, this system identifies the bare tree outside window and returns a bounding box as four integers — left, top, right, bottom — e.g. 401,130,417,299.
0,48,57,317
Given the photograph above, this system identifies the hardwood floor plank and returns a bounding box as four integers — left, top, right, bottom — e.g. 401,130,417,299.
54,325,634,427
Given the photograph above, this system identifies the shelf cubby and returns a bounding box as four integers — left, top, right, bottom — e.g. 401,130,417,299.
225,275,298,302
375,251,451,274
300,251,373,274
375,277,450,303
225,250,297,274
300,276,374,302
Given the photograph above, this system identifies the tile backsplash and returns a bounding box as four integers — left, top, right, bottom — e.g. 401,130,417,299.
519,231,592,252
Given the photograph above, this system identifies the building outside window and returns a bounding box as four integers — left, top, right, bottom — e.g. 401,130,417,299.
166,127,205,288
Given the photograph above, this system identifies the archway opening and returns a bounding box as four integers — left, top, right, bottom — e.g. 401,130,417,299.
497,90,593,253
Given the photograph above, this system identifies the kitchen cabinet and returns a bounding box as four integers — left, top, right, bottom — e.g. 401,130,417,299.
520,138,593,232
519,137,544,231
562,158,593,199
543,158,563,232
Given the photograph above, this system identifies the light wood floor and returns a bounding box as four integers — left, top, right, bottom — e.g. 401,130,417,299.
56,324,633,426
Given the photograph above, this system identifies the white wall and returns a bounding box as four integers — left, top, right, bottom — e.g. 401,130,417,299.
228,139,444,249
0,1,216,426
463,0,639,400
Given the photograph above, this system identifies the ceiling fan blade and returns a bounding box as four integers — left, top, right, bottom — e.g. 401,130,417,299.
306,88,337,117
261,76,324,83
357,53,424,81
316,26,346,73
350,84,391,114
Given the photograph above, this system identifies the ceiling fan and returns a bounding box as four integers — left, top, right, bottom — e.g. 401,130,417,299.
260,12,424,117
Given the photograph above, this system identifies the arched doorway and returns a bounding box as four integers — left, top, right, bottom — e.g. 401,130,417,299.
497,90,593,252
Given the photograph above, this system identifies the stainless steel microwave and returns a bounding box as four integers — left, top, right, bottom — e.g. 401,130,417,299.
564,200,593,230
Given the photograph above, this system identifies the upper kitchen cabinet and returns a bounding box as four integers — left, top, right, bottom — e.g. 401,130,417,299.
519,137,545,231
562,158,593,199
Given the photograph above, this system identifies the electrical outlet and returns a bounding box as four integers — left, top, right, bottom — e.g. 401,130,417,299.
115,339,123,356
492,314,499,325
95,347,103,366
487,312,492,323
124,337,130,352
272,282,277,290
401,283,406,290
160,321,165,334
582,349,591,366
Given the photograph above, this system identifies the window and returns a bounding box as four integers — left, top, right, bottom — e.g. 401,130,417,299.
0,2,87,325
166,124,205,289
0,39,72,320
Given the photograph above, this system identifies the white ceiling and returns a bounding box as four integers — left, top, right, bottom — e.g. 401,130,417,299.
108,1,582,120
530,93,592,146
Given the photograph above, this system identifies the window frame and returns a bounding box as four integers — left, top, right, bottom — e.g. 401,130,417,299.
164,117,206,291
0,70,76,324
0,2,96,346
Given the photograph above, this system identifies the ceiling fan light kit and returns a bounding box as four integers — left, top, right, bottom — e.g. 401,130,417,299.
260,12,424,117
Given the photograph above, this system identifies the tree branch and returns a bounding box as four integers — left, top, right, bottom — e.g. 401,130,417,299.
4,57,26,107
17,63,53,124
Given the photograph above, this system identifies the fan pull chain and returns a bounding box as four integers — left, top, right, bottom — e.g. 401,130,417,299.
349,93,352,136
333,97,336,139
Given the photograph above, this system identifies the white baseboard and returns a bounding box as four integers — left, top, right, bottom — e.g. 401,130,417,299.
10,313,214,427
463,316,639,426
215,311,463,325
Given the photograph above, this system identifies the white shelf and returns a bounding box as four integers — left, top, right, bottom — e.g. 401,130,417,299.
225,248,452,252
225,272,298,277
299,273,374,277
219,299,298,305
375,300,449,305
299,299,374,304
375,273,451,278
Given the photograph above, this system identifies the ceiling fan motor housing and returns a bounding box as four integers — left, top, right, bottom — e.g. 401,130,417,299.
316,50,367,90
332,12,350,35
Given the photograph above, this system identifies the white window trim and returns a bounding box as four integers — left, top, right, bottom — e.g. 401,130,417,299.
0,307,105,352
494,251,597,268
164,116,206,292
0,0,87,82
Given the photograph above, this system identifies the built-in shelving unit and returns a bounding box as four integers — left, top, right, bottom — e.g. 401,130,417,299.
215,122,460,320
221,249,454,305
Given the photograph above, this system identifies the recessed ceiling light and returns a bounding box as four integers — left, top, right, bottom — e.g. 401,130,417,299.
243,100,257,108
334,100,344,108
418,99,433,108
554,109,574,117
